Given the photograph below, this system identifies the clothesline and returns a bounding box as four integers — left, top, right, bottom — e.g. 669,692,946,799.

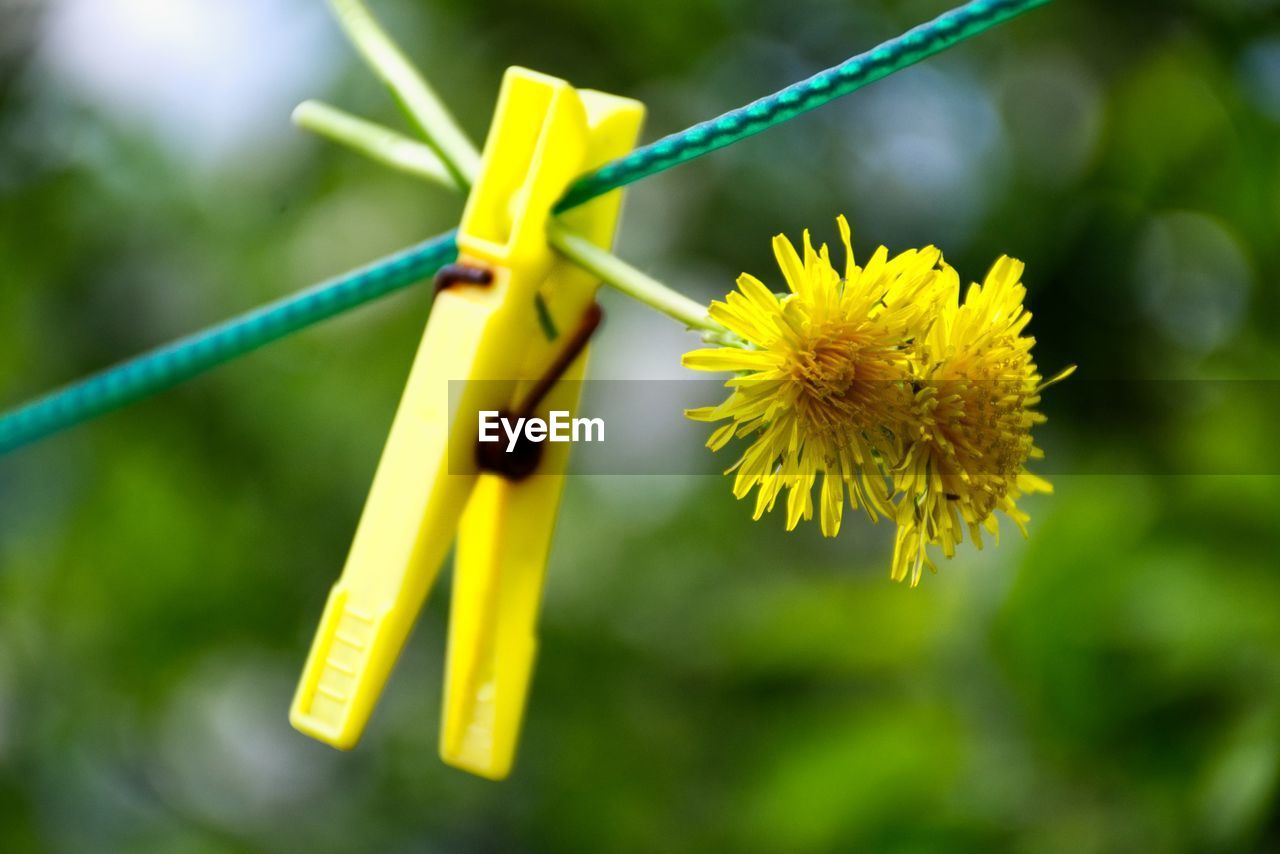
0,0,1050,456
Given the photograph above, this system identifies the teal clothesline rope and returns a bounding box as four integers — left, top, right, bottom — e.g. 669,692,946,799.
0,0,1050,456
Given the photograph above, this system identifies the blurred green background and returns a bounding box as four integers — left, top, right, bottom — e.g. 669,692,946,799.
3,0,1280,850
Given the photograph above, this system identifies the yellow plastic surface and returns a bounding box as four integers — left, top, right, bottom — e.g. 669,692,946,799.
290,66,643,777
442,88,643,779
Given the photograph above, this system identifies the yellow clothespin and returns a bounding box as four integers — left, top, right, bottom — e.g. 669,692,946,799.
290,66,643,780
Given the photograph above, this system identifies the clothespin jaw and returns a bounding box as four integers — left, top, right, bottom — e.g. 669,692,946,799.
290,65,643,766
441,80,644,779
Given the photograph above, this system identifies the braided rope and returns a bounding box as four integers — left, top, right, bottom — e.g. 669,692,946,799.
0,0,1049,455
0,234,457,454
558,0,1049,209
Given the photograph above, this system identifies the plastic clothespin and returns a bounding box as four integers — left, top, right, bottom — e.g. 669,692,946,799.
290,66,644,780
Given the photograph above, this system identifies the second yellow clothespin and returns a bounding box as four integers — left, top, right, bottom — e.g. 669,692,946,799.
290,65,643,779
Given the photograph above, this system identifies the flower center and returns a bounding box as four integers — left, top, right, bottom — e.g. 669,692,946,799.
927,357,1036,516
795,338,859,396
787,324,905,439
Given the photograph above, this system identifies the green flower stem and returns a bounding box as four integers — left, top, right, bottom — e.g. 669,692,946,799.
293,100,460,190
328,0,480,188
290,103,741,346
547,223,738,344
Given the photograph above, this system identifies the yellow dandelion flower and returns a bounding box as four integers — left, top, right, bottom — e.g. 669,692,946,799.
683,215,953,537
891,255,1074,586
